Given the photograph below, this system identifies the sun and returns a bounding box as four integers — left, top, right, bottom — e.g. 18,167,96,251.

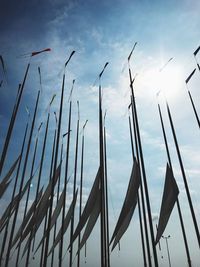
137,61,184,101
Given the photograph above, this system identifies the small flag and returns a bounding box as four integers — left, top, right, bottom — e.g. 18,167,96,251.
194,46,200,56
185,69,196,84
128,42,137,62
65,51,75,68
155,164,179,245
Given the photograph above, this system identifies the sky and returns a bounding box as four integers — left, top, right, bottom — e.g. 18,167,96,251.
0,0,200,266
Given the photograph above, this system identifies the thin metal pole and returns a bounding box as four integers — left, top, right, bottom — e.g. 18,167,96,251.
0,122,28,264
157,103,192,267
128,110,147,267
0,64,30,176
69,103,80,267
5,90,40,267
59,101,72,267
166,102,200,248
162,236,172,267
129,66,158,267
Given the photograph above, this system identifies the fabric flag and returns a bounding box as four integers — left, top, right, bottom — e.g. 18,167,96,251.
31,48,51,57
185,69,196,84
111,204,136,251
155,164,179,244
110,159,140,248
99,62,109,78
69,168,100,245
11,187,44,249
128,42,137,61
0,175,32,232
77,189,101,252
18,164,61,243
0,180,12,200
194,46,200,56
0,155,20,198
48,190,78,256
65,51,75,68
0,55,6,76
34,189,65,253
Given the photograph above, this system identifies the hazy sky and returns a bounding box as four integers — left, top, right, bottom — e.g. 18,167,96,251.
0,0,200,266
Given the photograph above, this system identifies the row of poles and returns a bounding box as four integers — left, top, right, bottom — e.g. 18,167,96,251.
0,43,200,267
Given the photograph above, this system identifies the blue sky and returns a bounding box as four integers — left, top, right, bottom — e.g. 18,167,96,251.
0,0,200,266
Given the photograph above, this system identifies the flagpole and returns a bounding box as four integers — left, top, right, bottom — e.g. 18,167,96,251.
0,121,29,264
0,64,30,176
59,101,72,267
187,88,200,128
77,120,88,267
50,140,63,267
40,128,57,267
42,74,65,267
69,101,80,267
166,102,200,248
4,89,40,267
128,65,159,266
128,107,147,267
129,92,153,267
98,62,109,267
43,51,75,267
157,103,192,267
15,132,39,266
24,113,50,266
103,112,110,267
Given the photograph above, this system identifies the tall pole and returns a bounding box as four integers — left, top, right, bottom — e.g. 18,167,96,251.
77,120,88,267
15,133,39,266
43,51,75,267
40,128,57,267
51,141,63,267
69,101,80,267
25,113,50,266
0,64,30,176
0,122,29,264
59,101,72,267
128,65,158,266
162,235,172,267
4,90,40,267
166,102,200,248
128,107,147,267
42,74,65,267
103,113,110,267
157,103,192,267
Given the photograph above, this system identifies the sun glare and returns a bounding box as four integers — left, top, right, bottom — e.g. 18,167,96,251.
138,62,184,100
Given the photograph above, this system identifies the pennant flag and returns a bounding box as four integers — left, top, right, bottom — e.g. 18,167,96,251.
38,67,42,92
69,168,100,245
0,80,3,87
31,48,51,57
11,187,44,249
111,204,136,251
34,189,66,253
48,190,78,256
110,159,140,249
128,42,137,61
77,189,101,253
68,79,75,102
155,164,179,245
19,164,61,243
0,55,6,76
0,155,20,198
159,58,173,72
65,51,75,68
194,46,200,56
49,94,56,106
38,122,43,132
185,69,196,84
99,62,109,78
0,180,12,200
